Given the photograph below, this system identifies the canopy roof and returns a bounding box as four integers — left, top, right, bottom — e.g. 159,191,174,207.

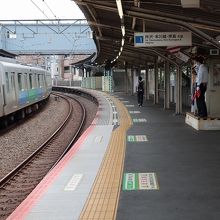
74,0,220,67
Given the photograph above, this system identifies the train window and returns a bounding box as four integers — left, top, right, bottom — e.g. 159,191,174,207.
33,74,37,88
37,74,41,87
41,75,43,87
5,72,10,93
18,73,23,91
43,74,46,87
11,72,15,91
29,74,33,89
40,74,44,87
24,73,28,89
41,75,44,87
11,72,16,99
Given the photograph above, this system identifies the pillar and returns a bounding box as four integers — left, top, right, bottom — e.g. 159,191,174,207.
175,65,182,114
164,61,170,109
145,63,150,100
154,58,159,104
131,67,134,95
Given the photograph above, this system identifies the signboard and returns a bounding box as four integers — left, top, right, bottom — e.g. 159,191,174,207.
134,32,192,47
175,51,190,62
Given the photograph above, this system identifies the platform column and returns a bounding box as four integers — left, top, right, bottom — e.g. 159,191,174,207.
131,67,134,95
175,65,182,114
164,61,170,109
154,58,159,104
145,64,150,100
125,62,129,94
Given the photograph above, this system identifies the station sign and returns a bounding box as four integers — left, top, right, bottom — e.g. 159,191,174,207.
134,32,192,47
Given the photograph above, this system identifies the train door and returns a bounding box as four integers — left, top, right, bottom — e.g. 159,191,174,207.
3,71,17,114
0,68,4,117
10,72,17,102
206,59,220,117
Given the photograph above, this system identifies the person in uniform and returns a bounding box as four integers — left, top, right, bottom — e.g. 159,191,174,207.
194,56,208,118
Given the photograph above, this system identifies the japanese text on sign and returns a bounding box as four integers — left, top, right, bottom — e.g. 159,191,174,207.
134,32,192,47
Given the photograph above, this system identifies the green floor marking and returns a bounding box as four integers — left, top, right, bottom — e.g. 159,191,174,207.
123,173,139,190
127,135,135,142
129,111,141,114
128,135,148,142
123,173,159,191
133,118,147,123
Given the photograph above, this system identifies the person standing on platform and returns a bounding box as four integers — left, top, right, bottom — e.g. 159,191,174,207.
136,76,144,107
194,56,208,118
191,65,198,114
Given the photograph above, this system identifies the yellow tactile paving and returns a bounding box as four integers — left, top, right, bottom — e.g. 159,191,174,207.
80,95,132,220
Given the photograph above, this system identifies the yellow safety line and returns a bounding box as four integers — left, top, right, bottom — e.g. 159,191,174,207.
80,95,132,220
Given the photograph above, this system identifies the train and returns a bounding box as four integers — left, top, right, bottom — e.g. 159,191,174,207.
0,57,52,126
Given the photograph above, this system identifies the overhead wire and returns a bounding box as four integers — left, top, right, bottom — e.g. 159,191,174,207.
42,0,80,53
30,0,51,20
29,0,78,53
42,0,58,20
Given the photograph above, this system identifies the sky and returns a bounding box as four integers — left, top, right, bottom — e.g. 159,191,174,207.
0,0,85,20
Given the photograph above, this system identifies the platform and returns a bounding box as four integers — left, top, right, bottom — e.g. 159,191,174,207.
8,89,220,220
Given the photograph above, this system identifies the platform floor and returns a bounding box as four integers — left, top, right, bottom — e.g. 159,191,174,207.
8,90,220,220
116,93,220,220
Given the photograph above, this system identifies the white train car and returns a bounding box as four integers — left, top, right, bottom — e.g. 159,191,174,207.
0,59,52,122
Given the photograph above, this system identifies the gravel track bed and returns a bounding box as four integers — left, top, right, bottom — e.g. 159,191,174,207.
0,91,98,220
0,95,69,180
69,93,98,130
0,95,86,220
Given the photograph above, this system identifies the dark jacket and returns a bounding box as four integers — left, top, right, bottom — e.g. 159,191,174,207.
137,80,144,92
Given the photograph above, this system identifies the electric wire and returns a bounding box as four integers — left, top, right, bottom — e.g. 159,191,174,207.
42,0,58,20
30,0,51,20
29,0,77,50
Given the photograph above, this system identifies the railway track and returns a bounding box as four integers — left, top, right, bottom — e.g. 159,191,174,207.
0,93,86,220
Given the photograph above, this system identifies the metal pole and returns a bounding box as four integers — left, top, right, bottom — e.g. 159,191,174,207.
164,61,170,109
175,65,182,114
125,62,129,94
145,63,149,100
131,66,134,96
154,58,159,104
69,65,72,87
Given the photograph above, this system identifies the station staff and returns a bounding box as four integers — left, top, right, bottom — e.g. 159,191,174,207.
194,56,208,118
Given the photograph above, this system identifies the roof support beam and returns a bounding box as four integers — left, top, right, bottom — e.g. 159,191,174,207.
80,1,220,49
125,7,220,49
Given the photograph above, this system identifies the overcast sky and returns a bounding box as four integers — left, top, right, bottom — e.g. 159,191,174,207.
0,0,85,20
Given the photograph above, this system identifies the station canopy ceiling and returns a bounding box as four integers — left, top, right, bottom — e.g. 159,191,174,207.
74,0,220,68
